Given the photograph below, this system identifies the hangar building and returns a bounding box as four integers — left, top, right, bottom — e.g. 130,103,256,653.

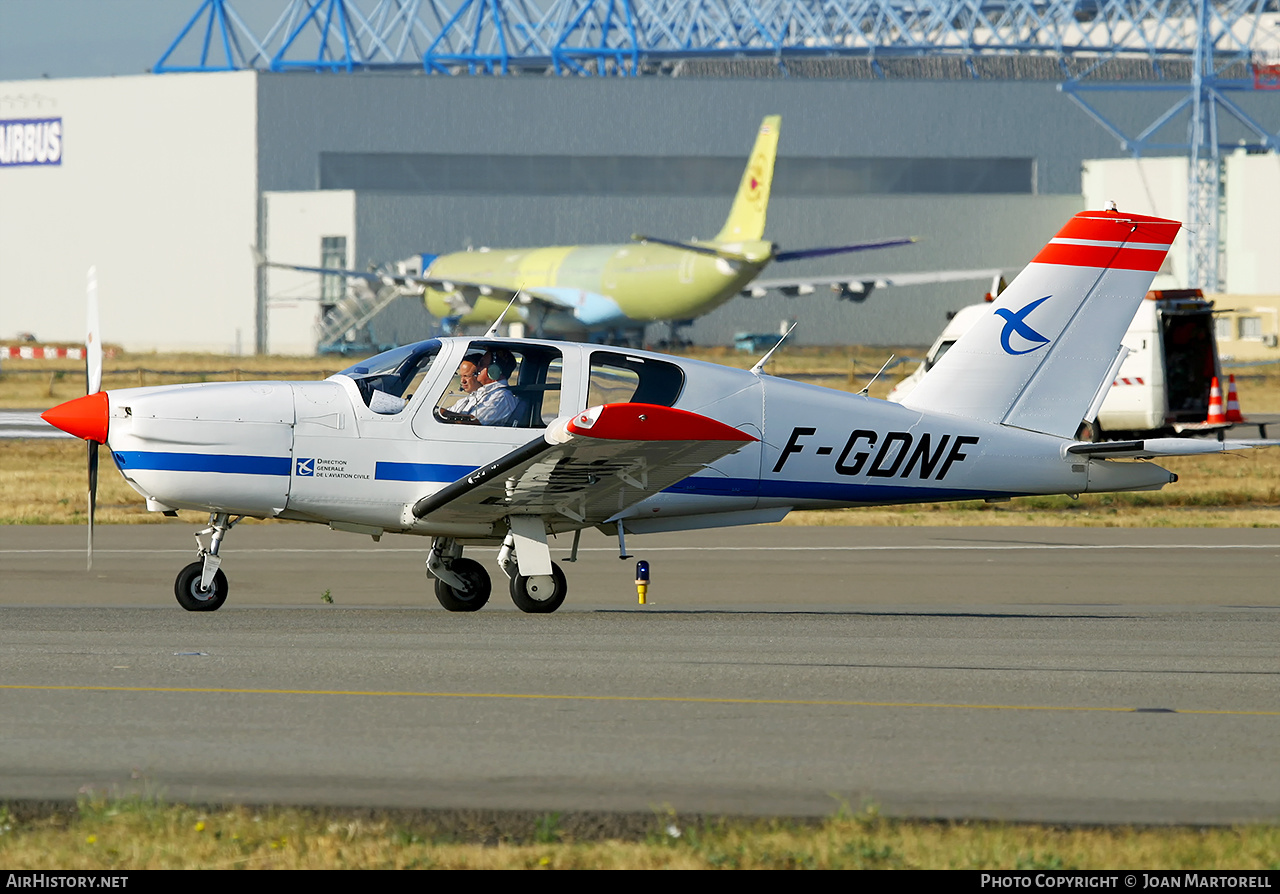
1,69,1276,353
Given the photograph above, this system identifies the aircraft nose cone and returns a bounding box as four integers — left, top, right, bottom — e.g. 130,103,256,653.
41,391,109,443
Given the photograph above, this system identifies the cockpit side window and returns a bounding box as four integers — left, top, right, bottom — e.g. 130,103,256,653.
432,343,563,428
338,340,441,415
588,351,684,408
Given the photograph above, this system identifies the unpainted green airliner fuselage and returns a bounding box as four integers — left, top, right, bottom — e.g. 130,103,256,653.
423,239,774,331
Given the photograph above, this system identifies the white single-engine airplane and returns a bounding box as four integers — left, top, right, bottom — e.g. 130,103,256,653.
43,209,1277,613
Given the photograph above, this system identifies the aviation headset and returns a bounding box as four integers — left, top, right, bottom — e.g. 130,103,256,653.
482,349,515,380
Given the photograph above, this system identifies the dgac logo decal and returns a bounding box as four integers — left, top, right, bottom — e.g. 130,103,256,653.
295,457,369,480
994,295,1052,355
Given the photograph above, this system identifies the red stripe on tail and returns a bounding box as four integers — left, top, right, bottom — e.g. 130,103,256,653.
1032,243,1168,272
1053,210,1181,246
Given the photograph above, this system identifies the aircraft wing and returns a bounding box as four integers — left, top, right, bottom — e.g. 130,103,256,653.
256,255,577,316
1067,438,1280,459
743,267,1008,299
410,404,757,527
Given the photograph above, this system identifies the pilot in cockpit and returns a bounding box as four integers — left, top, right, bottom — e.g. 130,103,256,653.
437,349,518,426
447,357,482,411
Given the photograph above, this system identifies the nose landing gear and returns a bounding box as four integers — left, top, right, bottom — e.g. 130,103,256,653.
174,513,240,612
174,561,228,611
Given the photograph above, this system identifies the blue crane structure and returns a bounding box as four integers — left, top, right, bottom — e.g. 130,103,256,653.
156,1,1280,290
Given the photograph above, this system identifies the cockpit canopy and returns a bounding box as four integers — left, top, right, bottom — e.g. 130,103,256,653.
338,340,442,409
336,338,686,429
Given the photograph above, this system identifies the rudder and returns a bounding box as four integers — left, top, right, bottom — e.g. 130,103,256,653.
901,209,1181,439
714,115,780,243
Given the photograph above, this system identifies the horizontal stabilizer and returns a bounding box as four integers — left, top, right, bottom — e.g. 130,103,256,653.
630,234,737,259
630,234,916,266
1067,438,1280,459
773,237,916,262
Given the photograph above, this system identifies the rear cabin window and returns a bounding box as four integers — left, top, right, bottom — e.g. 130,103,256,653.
587,351,684,408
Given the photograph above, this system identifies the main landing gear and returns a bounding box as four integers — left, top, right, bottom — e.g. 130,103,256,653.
426,538,492,612
426,519,569,614
174,512,241,612
168,514,574,615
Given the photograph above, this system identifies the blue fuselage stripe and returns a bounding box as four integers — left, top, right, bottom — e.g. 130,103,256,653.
374,461,475,482
112,451,290,476
108,454,1002,504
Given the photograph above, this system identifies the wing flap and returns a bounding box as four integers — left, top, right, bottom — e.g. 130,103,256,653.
411,404,757,527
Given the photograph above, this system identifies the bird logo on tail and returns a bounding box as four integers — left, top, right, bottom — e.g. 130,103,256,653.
995,296,1052,356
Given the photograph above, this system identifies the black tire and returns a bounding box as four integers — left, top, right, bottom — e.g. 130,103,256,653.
174,560,228,612
433,557,491,612
509,562,567,614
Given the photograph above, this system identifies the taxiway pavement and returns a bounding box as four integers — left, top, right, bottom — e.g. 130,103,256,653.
1,524,1277,824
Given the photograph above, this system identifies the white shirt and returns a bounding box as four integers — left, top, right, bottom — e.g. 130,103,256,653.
467,380,519,425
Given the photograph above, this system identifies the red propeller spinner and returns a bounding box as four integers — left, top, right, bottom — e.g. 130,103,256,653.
41,391,109,444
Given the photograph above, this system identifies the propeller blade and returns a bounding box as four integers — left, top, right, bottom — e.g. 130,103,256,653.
86,266,102,395
87,440,98,571
86,266,102,570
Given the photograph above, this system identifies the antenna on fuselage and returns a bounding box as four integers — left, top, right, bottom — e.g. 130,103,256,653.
483,290,524,338
858,354,897,397
749,321,797,376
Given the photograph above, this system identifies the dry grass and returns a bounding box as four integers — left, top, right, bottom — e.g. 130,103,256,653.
1,799,1276,870
0,348,342,409
0,440,169,525
5,350,1280,527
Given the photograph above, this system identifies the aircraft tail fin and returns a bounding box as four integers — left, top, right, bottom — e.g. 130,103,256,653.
900,209,1181,439
714,115,780,243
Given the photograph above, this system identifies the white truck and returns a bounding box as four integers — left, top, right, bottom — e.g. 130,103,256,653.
888,289,1225,439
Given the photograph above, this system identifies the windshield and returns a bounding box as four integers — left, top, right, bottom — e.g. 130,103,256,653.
337,340,441,412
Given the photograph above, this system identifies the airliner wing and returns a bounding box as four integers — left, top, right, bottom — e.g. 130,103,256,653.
255,254,577,315
742,267,1008,300
409,403,757,527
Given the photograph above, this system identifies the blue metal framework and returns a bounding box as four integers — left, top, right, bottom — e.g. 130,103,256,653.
1057,3,1280,290
156,1,455,73
158,2,1280,76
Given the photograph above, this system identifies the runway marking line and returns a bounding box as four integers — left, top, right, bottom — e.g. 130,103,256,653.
5,544,1280,556
1,683,1276,716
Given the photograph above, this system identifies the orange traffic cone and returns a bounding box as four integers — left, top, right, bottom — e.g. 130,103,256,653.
1225,374,1244,423
1206,377,1226,424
